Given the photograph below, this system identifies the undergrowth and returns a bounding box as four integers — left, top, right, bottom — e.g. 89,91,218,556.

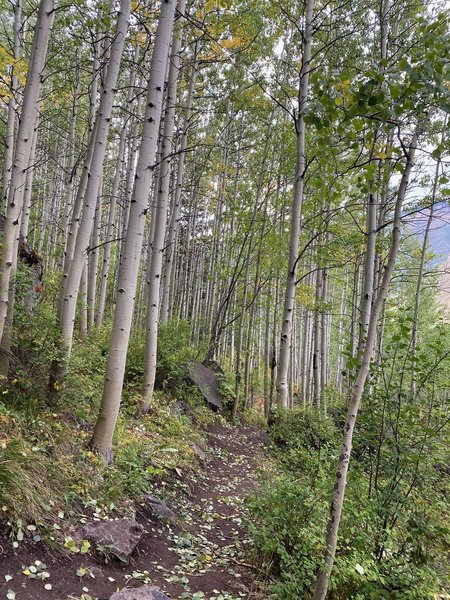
247,407,450,599
0,305,217,549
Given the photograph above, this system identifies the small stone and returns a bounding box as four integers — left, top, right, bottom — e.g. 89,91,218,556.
191,444,206,461
143,495,177,524
109,585,170,600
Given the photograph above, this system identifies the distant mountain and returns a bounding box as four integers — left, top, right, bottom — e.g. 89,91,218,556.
405,202,450,313
406,202,450,262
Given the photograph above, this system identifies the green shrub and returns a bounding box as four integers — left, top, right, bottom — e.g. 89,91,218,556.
247,407,449,599
0,407,66,523
247,473,329,598
124,319,197,390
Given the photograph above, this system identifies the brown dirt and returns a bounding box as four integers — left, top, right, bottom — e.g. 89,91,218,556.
0,424,268,600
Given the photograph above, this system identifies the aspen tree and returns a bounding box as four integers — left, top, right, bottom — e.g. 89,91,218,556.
1,0,22,212
276,0,315,408
141,0,186,413
96,45,141,327
90,0,178,460
313,126,421,600
49,0,131,392
96,127,126,327
160,38,199,322
410,147,443,398
0,0,55,345
62,7,102,273
60,52,81,260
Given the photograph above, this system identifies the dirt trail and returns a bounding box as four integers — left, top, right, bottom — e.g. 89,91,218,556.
0,424,266,600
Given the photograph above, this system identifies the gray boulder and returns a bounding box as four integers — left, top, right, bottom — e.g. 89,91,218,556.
188,362,223,411
109,586,170,600
191,444,206,461
75,518,143,561
168,400,194,419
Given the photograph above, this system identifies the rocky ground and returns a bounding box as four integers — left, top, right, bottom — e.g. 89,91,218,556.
0,425,268,600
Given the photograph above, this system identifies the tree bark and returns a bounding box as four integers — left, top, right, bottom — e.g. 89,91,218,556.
140,0,186,413
49,0,131,393
160,39,199,323
313,127,420,600
89,0,177,460
410,147,442,398
276,0,315,408
1,0,22,213
0,0,55,345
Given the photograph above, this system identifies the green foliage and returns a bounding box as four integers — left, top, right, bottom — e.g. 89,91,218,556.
125,319,197,390
64,324,111,409
247,407,450,599
0,407,66,523
0,309,209,531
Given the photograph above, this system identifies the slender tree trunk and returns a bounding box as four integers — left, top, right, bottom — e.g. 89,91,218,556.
233,245,251,419
96,126,127,327
410,150,442,398
1,0,22,212
312,266,322,408
79,261,88,337
97,45,140,327
90,0,177,460
49,0,131,392
358,191,377,353
160,39,199,322
87,184,102,330
335,272,348,393
20,116,40,243
0,0,55,345
313,128,420,600
141,0,186,413
276,0,315,407
264,283,271,418
269,277,280,408
62,14,101,273
320,265,329,412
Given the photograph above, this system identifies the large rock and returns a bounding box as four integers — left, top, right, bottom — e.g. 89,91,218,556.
188,362,223,411
110,586,170,600
75,518,143,561
143,495,177,524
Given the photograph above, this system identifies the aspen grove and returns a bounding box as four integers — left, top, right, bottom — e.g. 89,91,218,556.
0,0,449,598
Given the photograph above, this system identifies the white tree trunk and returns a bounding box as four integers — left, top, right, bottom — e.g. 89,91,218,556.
410,147,442,397
141,0,186,413
60,51,81,264
87,183,102,330
96,129,126,327
20,121,39,242
1,0,22,213
160,39,199,322
49,0,131,391
90,0,177,460
0,0,54,345
62,11,102,273
276,0,315,408
313,128,420,600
